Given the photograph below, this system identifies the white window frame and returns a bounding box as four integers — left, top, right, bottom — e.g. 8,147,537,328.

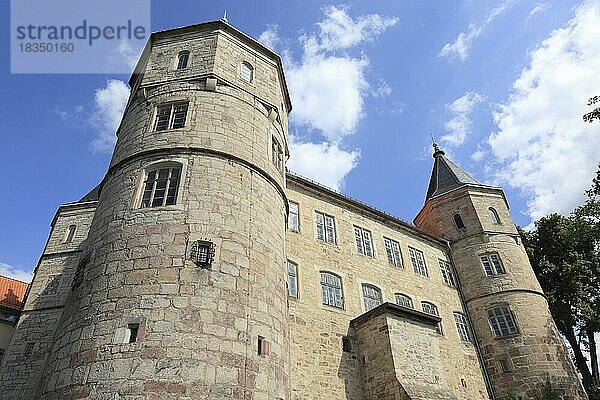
320,271,343,309
154,102,189,131
439,260,456,287
384,237,403,267
288,202,300,233
488,306,518,337
421,301,442,334
354,226,374,257
454,312,472,342
287,260,298,299
480,253,506,276
139,164,182,208
409,247,428,276
394,293,413,308
315,212,336,245
241,62,253,83
177,51,189,70
489,207,500,224
362,284,382,312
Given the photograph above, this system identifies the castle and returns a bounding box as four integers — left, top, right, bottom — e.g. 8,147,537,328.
0,20,588,400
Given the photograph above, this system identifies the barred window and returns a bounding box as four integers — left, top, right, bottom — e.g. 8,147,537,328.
489,207,500,224
154,102,189,131
241,62,253,82
439,260,456,287
64,224,76,243
362,284,382,312
488,306,518,337
454,312,472,342
315,212,336,244
480,253,506,276
384,237,403,267
409,247,428,276
140,165,181,208
288,261,298,299
177,51,189,70
320,272,343,309
394,293,413,309
422,301,442,334
453,213,465,229
354,226,374,257
288,202,299,232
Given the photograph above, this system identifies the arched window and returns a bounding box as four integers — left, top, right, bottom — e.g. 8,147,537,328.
394,293,413,309
422,301,442,334
488,207,500,224
320,271,343,309
362,284,382,312
140,163,182,208
241,62,253,82
453,213,465,229
177,51,189,70
64,224,76,243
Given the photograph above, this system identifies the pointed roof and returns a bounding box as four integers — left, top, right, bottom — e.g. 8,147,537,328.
426,142,482,200
79,184,100,202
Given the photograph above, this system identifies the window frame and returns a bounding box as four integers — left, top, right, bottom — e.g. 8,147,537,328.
394,293,413,309
64,224,77,243
354,226,374,257
177,51,189,70
479,253,506,276
383,237,403,267
421,301,442,334
288,202,300,233
488,207,501,224
287,260,298,299
361,283,382,312
241,62,254,83
315,211,336,245
453,213,465,230
487,306,518,337
439,259,457,287
453,312,472,342
138,162,183,209
409,247,428,276
320,271,344,309
153,101,189,132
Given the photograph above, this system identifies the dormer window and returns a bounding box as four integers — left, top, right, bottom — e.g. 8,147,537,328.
177,51,189,70
453,213,465,230
241,62,253,83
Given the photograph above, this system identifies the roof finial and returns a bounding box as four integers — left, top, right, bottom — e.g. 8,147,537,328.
431,135,445,158
221,10,228,24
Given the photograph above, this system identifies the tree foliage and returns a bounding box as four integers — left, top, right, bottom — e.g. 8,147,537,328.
583,95,600,123
520,164,600,398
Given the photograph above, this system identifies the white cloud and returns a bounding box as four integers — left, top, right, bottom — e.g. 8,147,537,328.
439,0,513,61
0,262,33,283
90,80,130,153
441,91,484,146
488,0,600,221
258,24,279,50
287,137,360,190
527,3,551,23
372,79,392,98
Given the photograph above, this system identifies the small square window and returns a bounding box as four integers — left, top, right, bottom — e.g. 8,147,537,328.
190,240,215,269
154,102,189,131
128,323,140,343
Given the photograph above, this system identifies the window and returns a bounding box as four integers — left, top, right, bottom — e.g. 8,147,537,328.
154,102,189,131
128,323,140,343
271,137,283,171
499,359,511,373
64,225,76,243
190,240,215,269
140,166,181,208
422,301,442,334
177,51,189,70
362,284,382,312
489,207,500,224
257,335,269,355
394,293,413,309
409,247,428,276
479,253,506,276
342,336,352,352
439,260,456,287
288,202,299,232
354,226,374,257
315,212,336,244
287,261,298,299
241,62,253,82
454,312,472,342
320,272,343,309
384,237,403,267
453,213,465,229
488,306,518,337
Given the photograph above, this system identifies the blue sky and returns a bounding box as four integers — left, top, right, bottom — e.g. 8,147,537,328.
1,0,600,281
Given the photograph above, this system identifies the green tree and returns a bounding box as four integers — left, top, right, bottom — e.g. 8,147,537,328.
520,164,600,398
583,95,600,123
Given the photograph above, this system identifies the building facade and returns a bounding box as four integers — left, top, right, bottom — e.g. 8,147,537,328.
0,275,29,362
0,20,587,400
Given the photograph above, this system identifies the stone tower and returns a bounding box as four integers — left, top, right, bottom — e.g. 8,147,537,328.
414,143,587,399
1,20,292,399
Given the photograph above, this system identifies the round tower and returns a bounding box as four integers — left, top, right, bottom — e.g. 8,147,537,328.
36,21,292,399
415,144,587,399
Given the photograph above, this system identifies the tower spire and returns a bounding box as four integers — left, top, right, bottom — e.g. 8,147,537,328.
431,136,445,158
221,10,228,24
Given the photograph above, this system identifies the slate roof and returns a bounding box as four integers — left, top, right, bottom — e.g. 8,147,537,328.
426,146,482,200
0,275,29,310
79,184,100,202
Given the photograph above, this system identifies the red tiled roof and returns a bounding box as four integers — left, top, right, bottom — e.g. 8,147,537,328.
0,275,29,310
